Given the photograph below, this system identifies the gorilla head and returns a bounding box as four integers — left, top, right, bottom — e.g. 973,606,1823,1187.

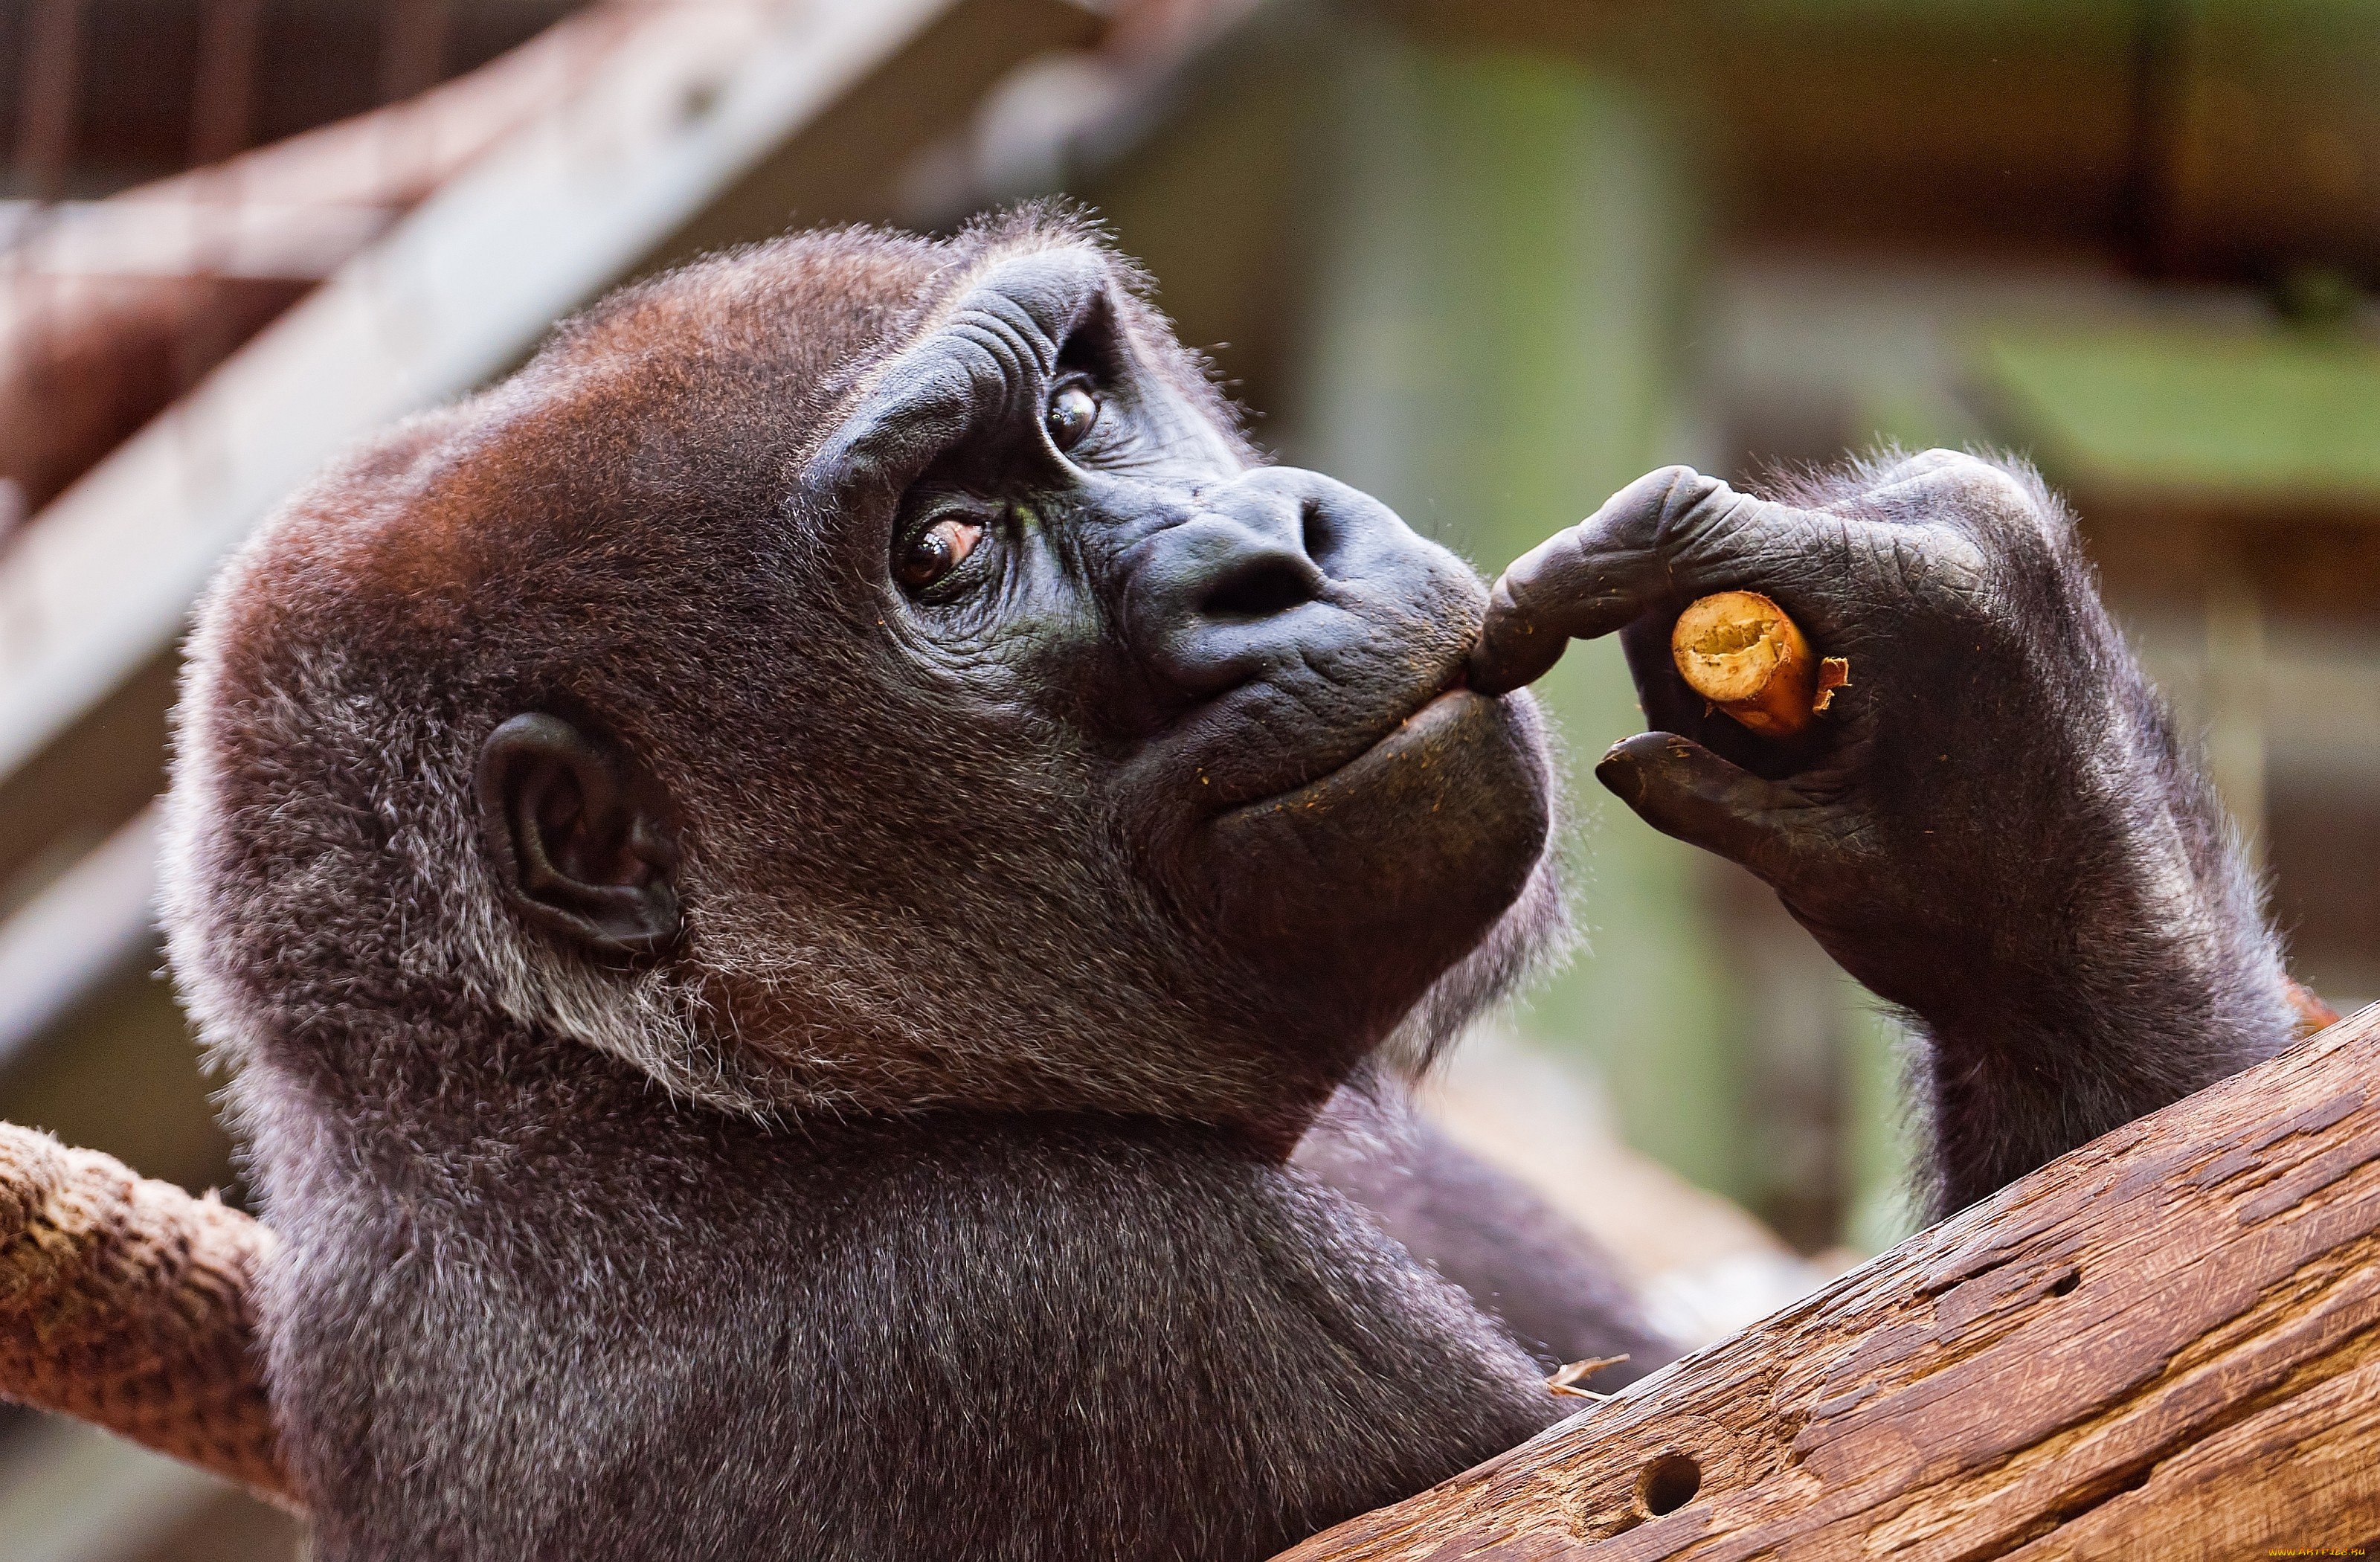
162,205,1575,1562
169,209,1559,1153
164,205,2286,1562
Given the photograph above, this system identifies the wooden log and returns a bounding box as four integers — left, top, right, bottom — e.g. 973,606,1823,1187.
1279,1003,2380,1560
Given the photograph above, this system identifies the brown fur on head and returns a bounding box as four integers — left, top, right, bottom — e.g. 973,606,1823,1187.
164,207,1558,1149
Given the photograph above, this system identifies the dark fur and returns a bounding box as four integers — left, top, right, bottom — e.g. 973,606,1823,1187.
1761,453,2298,1212
1296,1086,1673,1382
1578,450,2301,1217
161,213,2290,1562
165,215,1572,1561
230,1030,1555,1558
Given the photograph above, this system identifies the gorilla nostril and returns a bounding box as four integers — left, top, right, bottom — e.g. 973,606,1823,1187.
1202,556,1317,621
1300,499,1331,565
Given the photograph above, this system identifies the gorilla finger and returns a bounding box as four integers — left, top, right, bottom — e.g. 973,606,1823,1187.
1468,466,1815,695
1846,451,2041,553
1593,732,1811,884
1464,567,1576,695
1862,446,1976,492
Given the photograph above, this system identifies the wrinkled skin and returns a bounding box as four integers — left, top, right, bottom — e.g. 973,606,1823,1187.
164,212,2297,1562
171,219,1578,1562
1470,452,2298,1212
795,246,1557,1123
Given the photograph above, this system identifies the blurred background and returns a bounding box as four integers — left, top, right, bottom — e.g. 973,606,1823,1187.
1,0,2375,1552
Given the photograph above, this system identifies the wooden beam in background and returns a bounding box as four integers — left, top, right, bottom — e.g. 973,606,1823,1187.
0,1,646,526
0,806,155,1070
0,0,1095,899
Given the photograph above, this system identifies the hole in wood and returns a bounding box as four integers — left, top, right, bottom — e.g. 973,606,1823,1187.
1636,1453,1701,1517
2047,1267,2081,1297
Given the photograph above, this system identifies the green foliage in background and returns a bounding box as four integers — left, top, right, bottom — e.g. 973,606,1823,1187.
1287,36,1760,1203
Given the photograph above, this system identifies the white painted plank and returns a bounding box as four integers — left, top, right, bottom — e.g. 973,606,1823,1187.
0,806,158,1067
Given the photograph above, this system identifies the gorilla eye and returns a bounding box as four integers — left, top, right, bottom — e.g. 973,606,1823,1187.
896,515,983,592
1046,381,1099,452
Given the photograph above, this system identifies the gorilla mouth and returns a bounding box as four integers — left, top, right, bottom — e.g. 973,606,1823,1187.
1215,683,1498,822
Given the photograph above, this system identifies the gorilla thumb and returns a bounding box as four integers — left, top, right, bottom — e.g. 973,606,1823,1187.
1593,732,1807,887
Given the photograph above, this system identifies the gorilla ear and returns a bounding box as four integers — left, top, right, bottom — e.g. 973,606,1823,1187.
475,713,682,957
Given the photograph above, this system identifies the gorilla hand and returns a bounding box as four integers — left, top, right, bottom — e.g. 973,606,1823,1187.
1463,449,2073,999
1468,449,2299,1212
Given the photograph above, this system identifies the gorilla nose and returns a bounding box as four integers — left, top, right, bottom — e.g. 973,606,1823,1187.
1125,468,1386,698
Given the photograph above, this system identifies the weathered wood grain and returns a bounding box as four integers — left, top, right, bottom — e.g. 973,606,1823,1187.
1281,1004,2380,1561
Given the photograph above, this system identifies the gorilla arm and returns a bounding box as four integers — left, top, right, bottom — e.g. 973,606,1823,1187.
1470,451,2303,1215
1297,1086,1678,1389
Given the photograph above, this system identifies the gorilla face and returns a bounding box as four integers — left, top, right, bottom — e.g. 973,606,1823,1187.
456,225,1556,1135
801,248,1554,1060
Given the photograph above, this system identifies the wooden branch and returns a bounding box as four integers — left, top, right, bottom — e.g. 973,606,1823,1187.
1280,1003,2380,1560
0,1122,287,1506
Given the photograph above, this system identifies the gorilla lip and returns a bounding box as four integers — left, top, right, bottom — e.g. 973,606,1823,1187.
1215,684,1495,820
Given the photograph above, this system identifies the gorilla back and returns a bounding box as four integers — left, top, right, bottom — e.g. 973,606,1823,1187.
161,213,1572,1558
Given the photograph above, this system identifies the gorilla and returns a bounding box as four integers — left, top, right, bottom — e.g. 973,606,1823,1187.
159,209,2299,1560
